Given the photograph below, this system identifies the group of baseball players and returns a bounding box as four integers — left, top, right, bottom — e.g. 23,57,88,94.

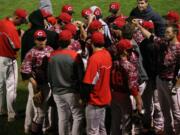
0,0,180,135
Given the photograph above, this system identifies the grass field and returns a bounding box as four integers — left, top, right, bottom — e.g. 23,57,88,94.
0,0,180,135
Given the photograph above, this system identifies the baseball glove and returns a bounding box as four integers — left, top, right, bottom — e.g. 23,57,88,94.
33,91,43,107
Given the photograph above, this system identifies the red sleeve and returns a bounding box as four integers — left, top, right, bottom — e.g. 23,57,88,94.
122,59,139,96
1,19,21,50
20,50,33,74
7,27,21,50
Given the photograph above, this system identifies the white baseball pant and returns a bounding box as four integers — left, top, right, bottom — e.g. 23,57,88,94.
156,76,180,135
0,56,18,119
24,82,34,133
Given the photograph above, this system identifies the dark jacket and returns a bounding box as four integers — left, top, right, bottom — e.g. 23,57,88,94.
130,5,165,37
139,38,158,79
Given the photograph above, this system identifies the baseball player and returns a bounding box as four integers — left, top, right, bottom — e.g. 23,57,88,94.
21,30,54,135
0,9,28,122
83,32,112,135
133,19,180,135
48,30,84,135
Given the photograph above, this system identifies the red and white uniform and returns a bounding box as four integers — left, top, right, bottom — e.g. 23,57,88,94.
111,57,139,135
83,49,112,106
21,45,53,129
83,49,112,135
0,18,21,58
0,18,21,120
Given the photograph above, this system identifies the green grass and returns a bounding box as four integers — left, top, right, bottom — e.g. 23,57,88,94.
0,0,180,135
0,0,180,19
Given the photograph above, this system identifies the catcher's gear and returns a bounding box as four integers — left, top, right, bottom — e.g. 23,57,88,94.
33,91,43,107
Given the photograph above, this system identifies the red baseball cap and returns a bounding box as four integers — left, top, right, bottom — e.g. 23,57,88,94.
64,23,77,36
94,7,102,17
91,32,104,46
58,12,72,24
115,16,125,22
166,11,180,22
47,16,57,25
88,20,102,32
90,6,102,17
40,9,52,18
14,8,28,19
117,39,132,51
109,2,120,12
81,8,92,18
112,18,126,29
142,21,154,30
34,30,47,39
59,30,72,41
62,4,74,15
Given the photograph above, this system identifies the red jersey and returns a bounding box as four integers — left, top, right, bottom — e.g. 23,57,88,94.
0,18,20,58
83,49,112,106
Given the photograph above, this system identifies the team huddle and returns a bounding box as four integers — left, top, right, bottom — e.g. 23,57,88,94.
0,0,180,135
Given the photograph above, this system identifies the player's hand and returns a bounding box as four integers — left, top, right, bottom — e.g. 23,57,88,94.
132,19,141,27
73,21,84,27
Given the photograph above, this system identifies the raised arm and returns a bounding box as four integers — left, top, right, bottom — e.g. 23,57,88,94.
132,19,152,39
